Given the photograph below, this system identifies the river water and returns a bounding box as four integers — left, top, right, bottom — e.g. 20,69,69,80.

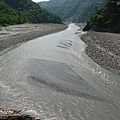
0,24,120,120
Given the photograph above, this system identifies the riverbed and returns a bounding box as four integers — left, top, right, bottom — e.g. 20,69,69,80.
0,24,120,120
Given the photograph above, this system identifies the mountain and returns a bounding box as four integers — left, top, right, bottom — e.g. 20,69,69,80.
38,0,105,22
0,0,62,26
83,0,120,33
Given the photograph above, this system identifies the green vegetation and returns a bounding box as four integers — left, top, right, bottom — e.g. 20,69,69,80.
0,2,20,26
0,0,62,26
83,0,120,33
39,0,105,22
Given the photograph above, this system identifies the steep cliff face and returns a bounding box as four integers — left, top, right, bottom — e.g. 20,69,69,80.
83,0,120,33
39,0,105,22
0,0,62,26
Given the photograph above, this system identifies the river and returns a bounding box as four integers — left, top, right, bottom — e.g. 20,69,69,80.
0,23,120,120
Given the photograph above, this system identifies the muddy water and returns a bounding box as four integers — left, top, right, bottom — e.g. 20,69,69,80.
0,24,120,120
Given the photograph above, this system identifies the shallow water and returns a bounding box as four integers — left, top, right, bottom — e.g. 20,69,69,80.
0,24,120,120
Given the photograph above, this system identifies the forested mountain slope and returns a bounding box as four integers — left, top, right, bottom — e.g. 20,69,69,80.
0,0,61,26
83,0,120,33
39,0,105,22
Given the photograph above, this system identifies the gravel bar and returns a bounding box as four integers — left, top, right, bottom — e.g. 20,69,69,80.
81,31,120,74
0,23,67,55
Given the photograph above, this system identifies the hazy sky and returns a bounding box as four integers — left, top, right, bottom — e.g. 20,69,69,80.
32,0,49,3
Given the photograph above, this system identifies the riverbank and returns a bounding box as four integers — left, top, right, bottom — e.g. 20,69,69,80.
0,23,67,55
81,31,120,74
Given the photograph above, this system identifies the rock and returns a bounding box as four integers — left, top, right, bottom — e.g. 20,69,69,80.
0,109,40,120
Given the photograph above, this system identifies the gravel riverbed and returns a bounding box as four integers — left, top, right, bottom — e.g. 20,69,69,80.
81,31,120,74
0,23,67,55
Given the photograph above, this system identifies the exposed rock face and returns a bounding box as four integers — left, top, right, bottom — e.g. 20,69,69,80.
81,31,120,74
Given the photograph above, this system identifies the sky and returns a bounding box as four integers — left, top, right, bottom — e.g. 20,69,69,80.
32,0,49,3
